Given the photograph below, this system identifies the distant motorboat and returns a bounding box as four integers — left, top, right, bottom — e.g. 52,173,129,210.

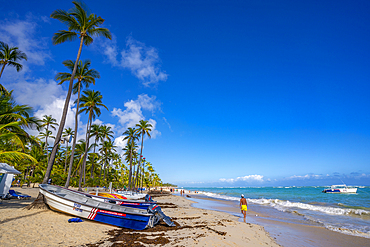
39,184,175,230
322,184,357,193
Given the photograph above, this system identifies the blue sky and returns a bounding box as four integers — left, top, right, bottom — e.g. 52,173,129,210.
1,0,369,186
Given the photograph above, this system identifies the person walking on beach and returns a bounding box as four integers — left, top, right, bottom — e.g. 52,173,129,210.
240,194,247,223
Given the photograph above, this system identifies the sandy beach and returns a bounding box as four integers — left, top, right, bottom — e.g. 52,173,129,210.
0,187,279,246
182,191,370,247
3,187,369,246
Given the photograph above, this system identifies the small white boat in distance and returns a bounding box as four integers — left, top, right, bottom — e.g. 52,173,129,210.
322,184,357,193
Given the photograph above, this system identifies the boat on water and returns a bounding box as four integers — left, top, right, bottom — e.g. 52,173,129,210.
39,184,175,230
322,184,357,193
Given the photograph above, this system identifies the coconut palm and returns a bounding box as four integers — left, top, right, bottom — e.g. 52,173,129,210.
56,59,100,187
122,127,138,190
72,139,92,178
99,140,116,182
100,125,114,143
0,41,27,78
0,121,37,164
0,85,39,129
134,120,152,189
78,90,108,190
39,115,58,162
89,124,102,179
45,1,111,184
62,127,74,172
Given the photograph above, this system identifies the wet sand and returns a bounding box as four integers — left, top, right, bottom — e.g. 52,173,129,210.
186,193,370,247
0,187,279,246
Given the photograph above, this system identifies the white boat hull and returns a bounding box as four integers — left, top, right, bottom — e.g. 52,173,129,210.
322,185,357,193
39,184,157,230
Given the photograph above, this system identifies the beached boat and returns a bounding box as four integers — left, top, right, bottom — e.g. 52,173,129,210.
87,191,155,210
322,184,357,193
116,190,146,200
39,184,175,230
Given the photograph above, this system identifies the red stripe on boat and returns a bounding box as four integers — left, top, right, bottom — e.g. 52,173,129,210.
97,209,126,217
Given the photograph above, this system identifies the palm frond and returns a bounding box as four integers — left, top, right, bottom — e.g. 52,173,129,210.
52,30,78,45
7,61,23,72
87,27,112,40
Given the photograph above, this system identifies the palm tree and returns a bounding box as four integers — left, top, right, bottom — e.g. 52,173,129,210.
39,115,58,162
56,59,100,188
62,127,74,172
0,85,40,165
134,120,152,189
93,124,114,180
0,41,27,78
0,85,39,129
72,139,92,178
99,140,116,182
45,1,111,184
78,89,108,190
100,125,114,143
122,127,138,190
89,124,102,179
0,121,37,164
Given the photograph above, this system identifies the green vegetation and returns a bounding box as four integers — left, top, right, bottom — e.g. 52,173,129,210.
0,1,165,190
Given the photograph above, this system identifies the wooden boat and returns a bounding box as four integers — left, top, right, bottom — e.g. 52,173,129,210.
39,184,175,230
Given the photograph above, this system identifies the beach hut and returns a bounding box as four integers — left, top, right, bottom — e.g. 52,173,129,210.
0,163,21,199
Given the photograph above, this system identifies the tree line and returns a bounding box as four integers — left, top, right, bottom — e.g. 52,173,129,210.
0,1,163,191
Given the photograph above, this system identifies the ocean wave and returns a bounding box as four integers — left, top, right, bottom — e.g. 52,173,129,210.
325,225,370,239
195,190,370,217
248,198,370,216
198,191,240,201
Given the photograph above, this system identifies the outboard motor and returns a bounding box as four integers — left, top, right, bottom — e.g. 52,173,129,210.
148,204,176,227
145,194,153,202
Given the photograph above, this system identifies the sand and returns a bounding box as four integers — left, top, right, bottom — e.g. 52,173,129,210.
0,187,279,246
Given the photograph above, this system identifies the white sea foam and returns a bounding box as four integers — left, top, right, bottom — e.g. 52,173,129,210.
195,190,370,217
248,198,370,216
325,225,370,239
189,188,370,239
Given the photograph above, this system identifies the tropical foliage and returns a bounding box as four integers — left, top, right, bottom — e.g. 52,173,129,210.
0,41,27,78
0,1,165,191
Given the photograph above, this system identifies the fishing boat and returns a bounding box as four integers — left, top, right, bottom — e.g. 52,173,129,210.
39,184,175,230
116,190,146,200
322,184,357,193
87,191,155,210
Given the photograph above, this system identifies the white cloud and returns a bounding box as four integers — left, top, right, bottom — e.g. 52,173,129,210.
0,18,51,67
5,78,86,145
287,174,322,180
111,94,161,151
100,35,168,86
111,94,161,130
219,175,264,183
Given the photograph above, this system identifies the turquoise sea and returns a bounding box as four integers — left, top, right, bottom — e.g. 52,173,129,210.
182,186,370,239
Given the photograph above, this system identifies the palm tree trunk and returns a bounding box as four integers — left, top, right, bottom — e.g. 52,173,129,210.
90,138,97,179
64,142,68,173
43,37,84,184
45,125,49,162
79,110,91,190
135,133,144,189
0,63,6,78
65,82,81,187
128,149,133,190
